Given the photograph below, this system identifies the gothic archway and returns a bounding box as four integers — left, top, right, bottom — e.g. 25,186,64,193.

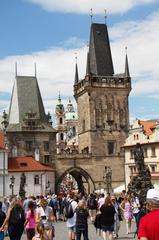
55,167,95,195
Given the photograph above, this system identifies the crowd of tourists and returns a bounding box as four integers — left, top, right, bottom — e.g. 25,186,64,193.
0,188,159,240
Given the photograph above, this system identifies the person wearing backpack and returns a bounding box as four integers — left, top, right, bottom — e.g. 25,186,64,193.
66,192,78,240
87,193,97,223
75,200,89,240
0,197,25,240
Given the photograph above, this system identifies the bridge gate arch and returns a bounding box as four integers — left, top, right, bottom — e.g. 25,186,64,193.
56,166,95,195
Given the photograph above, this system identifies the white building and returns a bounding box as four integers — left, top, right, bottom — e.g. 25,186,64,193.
0,130,55,198
124,119,159,190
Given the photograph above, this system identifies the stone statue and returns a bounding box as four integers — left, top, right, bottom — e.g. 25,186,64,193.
128,143,153,205
19,173,26,199
134,143,145,172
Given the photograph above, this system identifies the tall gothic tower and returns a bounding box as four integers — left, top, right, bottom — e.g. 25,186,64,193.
74,23,131,188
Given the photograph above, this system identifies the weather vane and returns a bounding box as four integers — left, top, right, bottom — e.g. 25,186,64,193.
125,46,128,54
90,8,93,23
75,52,77,63
104,9,107,24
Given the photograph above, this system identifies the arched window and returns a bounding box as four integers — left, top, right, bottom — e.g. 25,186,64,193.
73,126,76,136
82,120,85,132
61,133,64,141
60,117,63,124
34,175,39,185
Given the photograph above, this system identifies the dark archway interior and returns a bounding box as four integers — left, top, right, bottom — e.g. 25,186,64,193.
56,167,95,195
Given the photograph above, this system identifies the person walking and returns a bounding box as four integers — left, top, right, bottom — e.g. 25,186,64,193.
36,198,55,240
0,197,25,240
111,196,120,239
138,188,159,240
87,193,97,223
120,194,133,235
75,200,89,240
66,192,78,240
0,201,6,240
100,196,116,240
24,200,36,240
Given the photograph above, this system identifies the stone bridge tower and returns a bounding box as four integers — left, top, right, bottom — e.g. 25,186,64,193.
56,22,131,193
74,22,132,190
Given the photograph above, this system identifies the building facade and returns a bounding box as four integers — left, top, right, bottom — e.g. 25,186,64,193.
124,119,159,189
6,72,57,167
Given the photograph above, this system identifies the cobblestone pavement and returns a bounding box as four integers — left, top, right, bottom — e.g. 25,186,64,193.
5,219,138,240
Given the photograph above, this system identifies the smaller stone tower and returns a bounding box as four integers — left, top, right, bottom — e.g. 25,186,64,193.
55,93,66,153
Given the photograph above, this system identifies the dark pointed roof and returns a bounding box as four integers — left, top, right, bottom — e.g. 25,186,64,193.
8,75,47,124
88,23,114,76
74,63,79,84
125,54,130,77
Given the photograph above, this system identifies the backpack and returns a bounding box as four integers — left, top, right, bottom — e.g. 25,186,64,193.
9,206,25,226
88,197,96,209
65,201,74,219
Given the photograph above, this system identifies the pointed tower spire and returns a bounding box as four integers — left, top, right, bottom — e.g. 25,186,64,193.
34,63,37,77
89,23,114,76
125,47,130,77
74,54,79,84
15,62,18,77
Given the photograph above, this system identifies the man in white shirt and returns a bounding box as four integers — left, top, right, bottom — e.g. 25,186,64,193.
66,192,78,240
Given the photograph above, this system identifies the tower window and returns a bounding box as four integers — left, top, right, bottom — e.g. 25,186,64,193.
44,155,50,164
44,141,49,151
26,141,32,151
108,141,115,155
151,147,156,157
60,117,63,124
60,133,64,141
34,175,39,185
82,120,85,132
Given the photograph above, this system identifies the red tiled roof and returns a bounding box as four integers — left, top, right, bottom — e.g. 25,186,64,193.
8,156,56,172
0,131,5,149
138,120,157,136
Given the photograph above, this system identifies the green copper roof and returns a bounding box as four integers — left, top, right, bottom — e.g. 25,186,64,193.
65,112,78,120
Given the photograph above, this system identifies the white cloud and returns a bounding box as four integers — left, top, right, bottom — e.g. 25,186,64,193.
26,0,157,14
110,11,159,96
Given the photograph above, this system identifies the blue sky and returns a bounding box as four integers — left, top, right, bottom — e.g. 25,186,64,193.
0,0,159,125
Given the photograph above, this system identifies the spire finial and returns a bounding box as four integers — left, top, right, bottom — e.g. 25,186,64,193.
75,52,77,64
15,62,17,77
58,91,61,100
104,9,107,24
125,46,128,54
90,8,93,23
34,63,37,77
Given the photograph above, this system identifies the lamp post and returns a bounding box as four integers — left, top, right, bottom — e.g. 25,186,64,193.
10,175,15,197
103,166,112,195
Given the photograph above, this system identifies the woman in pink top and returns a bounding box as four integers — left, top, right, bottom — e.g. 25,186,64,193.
24,200,36,240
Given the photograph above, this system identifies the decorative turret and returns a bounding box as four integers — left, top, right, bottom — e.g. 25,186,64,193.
55,93,64,114
125,49,130,78
86,51,91,76
74,62,79,84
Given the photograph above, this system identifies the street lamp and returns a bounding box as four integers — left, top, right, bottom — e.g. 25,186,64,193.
103,166,112,195
10,175,15,197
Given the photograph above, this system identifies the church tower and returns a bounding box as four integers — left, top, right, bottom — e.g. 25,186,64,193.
55,93,66,153
74,23,131,187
